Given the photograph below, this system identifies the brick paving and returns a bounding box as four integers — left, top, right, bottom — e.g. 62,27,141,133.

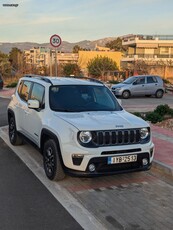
62,172,173,230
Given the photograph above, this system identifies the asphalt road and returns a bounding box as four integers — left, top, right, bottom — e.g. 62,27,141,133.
122,93,173,112
0,98,10,126
0,98,82,230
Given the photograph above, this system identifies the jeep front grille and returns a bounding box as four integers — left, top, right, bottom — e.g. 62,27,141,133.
92,129,141,146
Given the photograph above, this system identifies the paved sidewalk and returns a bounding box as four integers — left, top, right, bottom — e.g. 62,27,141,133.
151,124,173,176
1,87,173,177
0,87,15,98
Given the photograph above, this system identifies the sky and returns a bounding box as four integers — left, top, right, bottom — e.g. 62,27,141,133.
0,0,173,43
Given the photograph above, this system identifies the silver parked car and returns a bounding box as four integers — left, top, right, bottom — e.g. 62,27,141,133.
111,75,165,99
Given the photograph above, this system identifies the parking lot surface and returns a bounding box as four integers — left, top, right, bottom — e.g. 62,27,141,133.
0,137,83,230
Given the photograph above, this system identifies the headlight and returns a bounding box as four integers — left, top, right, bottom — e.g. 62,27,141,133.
115,87,122,91
140,128,149,139
79,131,92,143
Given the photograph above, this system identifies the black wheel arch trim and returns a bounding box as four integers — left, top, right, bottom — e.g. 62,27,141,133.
7,109,15,122
40,128,65,167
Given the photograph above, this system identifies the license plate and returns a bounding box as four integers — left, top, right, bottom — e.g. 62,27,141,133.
108,155,137,164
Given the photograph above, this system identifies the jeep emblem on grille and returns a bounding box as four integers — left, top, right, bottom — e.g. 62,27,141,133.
115,125,124,128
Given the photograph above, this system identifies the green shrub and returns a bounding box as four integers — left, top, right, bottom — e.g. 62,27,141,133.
168,108,173,117
154,104,170,116
133,112,146,120
133,112,142,118
108,80,121,84
145,112,163,124
163,79,171,84
6,82,17,88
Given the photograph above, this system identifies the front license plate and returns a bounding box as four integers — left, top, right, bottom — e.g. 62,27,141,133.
108,155,137,164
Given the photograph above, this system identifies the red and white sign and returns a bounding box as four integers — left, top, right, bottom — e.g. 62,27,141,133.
50,34,62,48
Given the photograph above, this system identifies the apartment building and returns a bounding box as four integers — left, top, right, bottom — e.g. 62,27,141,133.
24,47,50,67
121,34,173,79
24,47,78,71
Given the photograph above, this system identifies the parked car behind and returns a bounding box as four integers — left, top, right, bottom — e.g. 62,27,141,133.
111,75,165,99
0,74,3,89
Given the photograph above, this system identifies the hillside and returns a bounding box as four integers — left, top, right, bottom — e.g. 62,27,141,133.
0,37,116,53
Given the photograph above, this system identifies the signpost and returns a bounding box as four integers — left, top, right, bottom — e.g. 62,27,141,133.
50,34,62,76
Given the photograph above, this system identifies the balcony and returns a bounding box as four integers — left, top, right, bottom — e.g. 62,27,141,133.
121,54,173,62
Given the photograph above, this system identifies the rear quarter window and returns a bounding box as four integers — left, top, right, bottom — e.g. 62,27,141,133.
19,80,32,102
147,76,158,84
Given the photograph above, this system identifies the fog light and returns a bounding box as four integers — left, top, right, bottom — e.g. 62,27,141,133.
142,158,148,166
88,163,96,172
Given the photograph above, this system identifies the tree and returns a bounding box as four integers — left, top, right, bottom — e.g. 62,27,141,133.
72,45,82,53
62,63,81,76
105,37,127,53
87,56,118,80
0,51,11,78
9,47,23,73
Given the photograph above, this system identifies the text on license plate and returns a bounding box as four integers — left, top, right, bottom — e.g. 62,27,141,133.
108,155,137,164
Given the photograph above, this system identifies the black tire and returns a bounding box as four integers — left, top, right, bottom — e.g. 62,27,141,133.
122,90,130,99
43,139,65,181
155,89,164,98
9,116,23,145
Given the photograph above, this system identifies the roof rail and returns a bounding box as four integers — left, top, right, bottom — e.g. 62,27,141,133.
24,74,39,78
67,76,104,85
24,74,53,85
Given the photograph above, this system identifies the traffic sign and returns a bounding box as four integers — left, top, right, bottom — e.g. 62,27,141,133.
50,34,62,48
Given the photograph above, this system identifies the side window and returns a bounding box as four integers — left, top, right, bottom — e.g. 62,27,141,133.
147,76,158,84
20,81,32,102
135,77,145,85
17,80,23,96
30,83,45,106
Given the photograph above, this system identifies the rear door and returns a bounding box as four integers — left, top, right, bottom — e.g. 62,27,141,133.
16,80,32,132
146,76,158,95
23,82,45,145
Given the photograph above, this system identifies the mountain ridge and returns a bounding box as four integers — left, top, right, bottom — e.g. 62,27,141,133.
0,37,116,53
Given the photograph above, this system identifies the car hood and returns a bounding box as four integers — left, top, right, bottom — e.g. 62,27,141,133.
54,111,148,130
112,83,128,89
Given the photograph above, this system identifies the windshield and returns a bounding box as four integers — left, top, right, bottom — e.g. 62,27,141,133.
49,85,122,112
123,76,136,84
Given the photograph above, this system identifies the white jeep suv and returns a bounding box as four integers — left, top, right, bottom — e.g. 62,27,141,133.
8,75,154,181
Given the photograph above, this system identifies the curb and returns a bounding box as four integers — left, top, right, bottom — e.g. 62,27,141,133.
0,88,15,99
0,95,11,99
152,160,173,177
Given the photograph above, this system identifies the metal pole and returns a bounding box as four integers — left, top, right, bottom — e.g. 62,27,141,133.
50,49,52,76
55,48,57,76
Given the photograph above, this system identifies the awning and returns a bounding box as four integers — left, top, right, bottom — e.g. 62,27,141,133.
136,43,158,48
158,43,173,47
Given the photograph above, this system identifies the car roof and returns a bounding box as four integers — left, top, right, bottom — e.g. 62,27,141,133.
131,75,161,78
22,75,103,86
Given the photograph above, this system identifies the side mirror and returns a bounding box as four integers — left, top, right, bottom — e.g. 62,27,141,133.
28,99,40,109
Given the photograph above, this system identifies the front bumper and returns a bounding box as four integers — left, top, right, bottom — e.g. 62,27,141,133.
112,90,123,96
64,152,152,177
